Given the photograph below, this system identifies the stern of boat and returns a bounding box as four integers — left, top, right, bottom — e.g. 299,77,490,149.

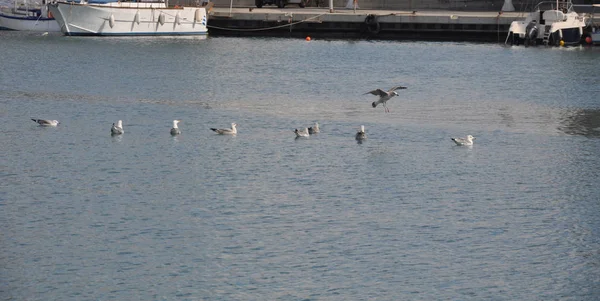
507,20,527,45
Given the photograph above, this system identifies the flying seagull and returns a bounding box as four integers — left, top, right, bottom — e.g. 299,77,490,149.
170,120,182,136
451,135,475,146
294,128,310,138
211,123,237,135
111,120,124,135
31,119,59,126
308,122,320,134
365,86,407,113
355,125,367,140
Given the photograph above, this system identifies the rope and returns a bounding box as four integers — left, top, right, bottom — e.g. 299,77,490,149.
206,12,328,32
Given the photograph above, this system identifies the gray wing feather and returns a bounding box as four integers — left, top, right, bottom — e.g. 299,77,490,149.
365,89,387,96
388,86,407,92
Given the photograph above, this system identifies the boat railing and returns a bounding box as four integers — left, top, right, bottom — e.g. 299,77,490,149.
533,0,573,13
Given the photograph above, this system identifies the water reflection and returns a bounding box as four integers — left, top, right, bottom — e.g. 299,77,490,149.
111,134,123,143
559,109,600,138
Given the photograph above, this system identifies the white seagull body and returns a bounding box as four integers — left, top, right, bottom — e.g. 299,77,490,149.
170,120,182,136
211,123,237,135
365,86,407,113
355,125,367,140
111,120,124,135
308,122,320,134
32,119,59,126
294,128,310,138
451,135,475,146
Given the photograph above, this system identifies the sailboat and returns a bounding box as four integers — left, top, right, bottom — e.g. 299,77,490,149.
0,0,60,32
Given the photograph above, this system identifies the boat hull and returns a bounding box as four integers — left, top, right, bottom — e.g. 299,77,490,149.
0,8,60,31
48,2,208,36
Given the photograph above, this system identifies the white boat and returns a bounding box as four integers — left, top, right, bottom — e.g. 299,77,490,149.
0,0,60,32
505,0,589,46
48,0,208,36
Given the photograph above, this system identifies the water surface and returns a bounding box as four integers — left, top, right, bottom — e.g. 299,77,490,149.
1,31,600,300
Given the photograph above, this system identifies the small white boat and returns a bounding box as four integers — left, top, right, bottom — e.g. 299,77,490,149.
48,0,208,36
0,0,60,32
506,0,589,46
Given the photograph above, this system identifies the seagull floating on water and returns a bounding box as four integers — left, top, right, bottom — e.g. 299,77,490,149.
170,120,182,136
111,120,124,135
365,86,407,113
451,135,475,146
31,119,59,126
294,128,310,138
355,125,367,140
308,122,320,134
211,123,237,135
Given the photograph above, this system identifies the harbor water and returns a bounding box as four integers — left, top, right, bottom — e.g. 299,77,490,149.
1,31,600,300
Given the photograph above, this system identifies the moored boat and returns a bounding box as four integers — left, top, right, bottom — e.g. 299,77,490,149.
48,0,208,36
0,0,60,32
505,0,589,46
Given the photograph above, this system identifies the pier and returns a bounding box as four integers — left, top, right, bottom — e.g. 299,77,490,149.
207,6,523,41
201,0,599,42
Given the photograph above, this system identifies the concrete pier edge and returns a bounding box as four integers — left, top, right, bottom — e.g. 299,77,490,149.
206,5,599,43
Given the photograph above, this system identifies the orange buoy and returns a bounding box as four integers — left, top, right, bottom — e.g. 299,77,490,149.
305,36,311,41
559,40,565,46
585,36,592,44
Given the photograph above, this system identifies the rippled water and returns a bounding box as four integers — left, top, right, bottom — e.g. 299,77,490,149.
1,30,600,300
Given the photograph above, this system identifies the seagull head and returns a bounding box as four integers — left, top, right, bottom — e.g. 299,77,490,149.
392,91,399,96
467,135,475,141
231,123,237,129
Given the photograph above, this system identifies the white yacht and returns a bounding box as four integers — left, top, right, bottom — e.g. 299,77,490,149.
506,0,589,46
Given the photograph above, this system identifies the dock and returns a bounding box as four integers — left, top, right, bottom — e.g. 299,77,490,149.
207,6,526,42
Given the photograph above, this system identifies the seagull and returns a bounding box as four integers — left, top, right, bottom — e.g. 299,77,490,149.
170,120,182,136
294,128,310,138
111,120,124,135
31,119,59,126
451,135,475,146
211,123,237,135
355,125,367,140
308,122,320,134
365,86,407,113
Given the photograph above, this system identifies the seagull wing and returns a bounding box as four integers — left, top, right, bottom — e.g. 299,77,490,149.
451,137,468,145
211,128,233,134
388,86,407,92
32,119,49,125
365,89,388,97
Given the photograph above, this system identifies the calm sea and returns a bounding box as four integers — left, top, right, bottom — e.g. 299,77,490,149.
1,30,600,300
